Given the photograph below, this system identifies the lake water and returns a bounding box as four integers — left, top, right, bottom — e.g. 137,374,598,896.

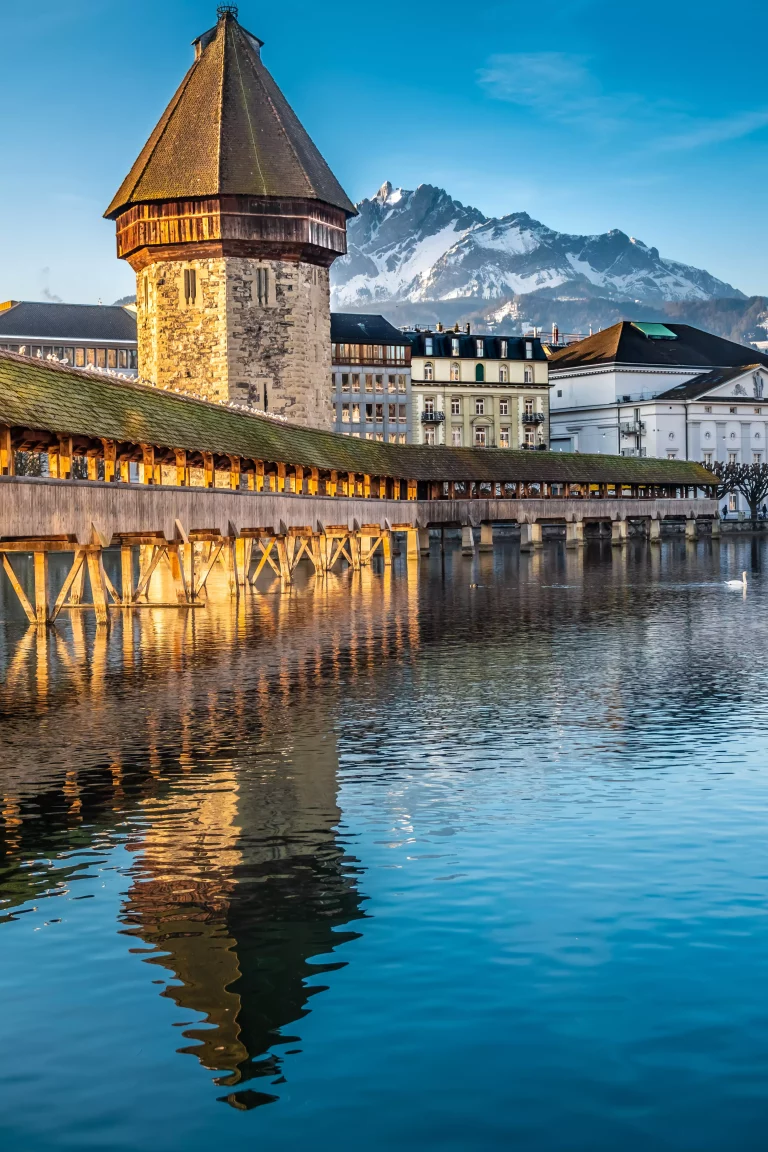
1,536,767,1151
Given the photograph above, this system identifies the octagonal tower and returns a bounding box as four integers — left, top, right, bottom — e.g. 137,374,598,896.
105,5,356,428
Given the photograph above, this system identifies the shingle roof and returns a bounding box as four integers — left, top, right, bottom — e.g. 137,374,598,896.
407,331,548,362
656,364,765,400
0,350,713,486
0,302,137,343
331,314,409,345
105,11,355,219
549,321,768,372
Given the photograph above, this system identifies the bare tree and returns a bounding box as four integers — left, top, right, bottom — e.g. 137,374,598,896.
707,460,768,519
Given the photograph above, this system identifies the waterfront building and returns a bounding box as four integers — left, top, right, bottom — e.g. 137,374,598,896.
104,5,356,429
0,300,138,374
407,325,550,449
331,314,411,442
549,321,768,513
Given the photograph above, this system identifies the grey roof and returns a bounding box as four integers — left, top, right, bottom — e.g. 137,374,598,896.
331,314,410,345
406,331,547,361
0,302,137,343
549,320,768,372
656,364,765,401
105,10,355,219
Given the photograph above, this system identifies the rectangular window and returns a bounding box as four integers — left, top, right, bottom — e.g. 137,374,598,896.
341,373,350,392
107,349,117,369
452,337,460,356
96,348,107,369
425,337,433,355
341,404,350,422
704,406,712,413
129,351,137,369
365,374,373,391
556,389,562,397
375,403,384,421
525,399,534,415
86,349,96,366
452,427,462,446
499,398,509,416
475,339,484,357
388,403,396,420
183,267,197,305
117,349,128,368
352,373,360,390
754,452,762,463
524,430,535,446
424,398,435,416
398,374,407,392
451,397,461,415
524,365,533,384
475,397,484,415
399,434,406,444
424,427,436,445
255,266,269,306
756,408,762,415
728,451,737,463
398,404,407,421
500,427,510,448
352,403,360,421
703,452,713,466
475,427,487,446
730,406,737,414
375,374,384,389
389,433,397,443
75,348,85,367
525,341,533,359
365,403,373,420
388,374,397,392
500,339,508,358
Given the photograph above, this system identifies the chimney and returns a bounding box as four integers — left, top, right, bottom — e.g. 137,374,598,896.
453,322,460,332
436,321,443,332
465,322,471,334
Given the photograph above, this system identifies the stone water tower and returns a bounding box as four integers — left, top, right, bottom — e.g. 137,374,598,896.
105,5,356,428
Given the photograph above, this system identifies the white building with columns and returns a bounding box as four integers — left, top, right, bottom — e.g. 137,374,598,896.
549,321,768,513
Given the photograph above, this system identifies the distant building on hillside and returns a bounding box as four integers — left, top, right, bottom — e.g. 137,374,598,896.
331,314,411,442
549,320,768,514
407,323,550,449
0,300,138,374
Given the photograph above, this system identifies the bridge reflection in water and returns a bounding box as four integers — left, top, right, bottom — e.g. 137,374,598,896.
0,562,420,1109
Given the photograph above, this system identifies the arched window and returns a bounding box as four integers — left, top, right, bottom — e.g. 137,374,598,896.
524,365,533,384
499,365,508,383
424,361,434,381
451,361,460,381
475,363,484,382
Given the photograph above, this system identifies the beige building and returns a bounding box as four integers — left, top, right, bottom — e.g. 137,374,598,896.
407,325,550,448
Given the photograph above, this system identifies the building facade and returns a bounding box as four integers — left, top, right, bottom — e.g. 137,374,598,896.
549,321,768,513
331,314,411,442
408,326,549,448
104,7,356,429
0,300,137,374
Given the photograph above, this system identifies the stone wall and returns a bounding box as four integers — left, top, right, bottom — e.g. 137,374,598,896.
135,257,334,430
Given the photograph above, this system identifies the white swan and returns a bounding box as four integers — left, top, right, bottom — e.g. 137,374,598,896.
725,570,747,588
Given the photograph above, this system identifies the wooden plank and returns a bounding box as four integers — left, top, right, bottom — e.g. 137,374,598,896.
33,551,49,625
1,555,36,624
50,550,86,622
86,551,110,625
0,425,14,477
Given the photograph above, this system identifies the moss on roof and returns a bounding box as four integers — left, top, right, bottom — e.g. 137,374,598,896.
0,350,715,486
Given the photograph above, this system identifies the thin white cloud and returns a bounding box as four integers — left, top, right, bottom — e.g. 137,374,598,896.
478,52,768,152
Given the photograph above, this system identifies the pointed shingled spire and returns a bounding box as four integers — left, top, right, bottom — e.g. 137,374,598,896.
105,8,355,219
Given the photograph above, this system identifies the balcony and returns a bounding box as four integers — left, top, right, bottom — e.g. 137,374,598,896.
620,420,646,435
620,447,647,457
421,410,446,423
522,411,545,424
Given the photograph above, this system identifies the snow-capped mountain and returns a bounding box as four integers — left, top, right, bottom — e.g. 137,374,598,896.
331,182,743,309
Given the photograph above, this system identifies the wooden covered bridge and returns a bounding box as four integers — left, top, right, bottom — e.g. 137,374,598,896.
0,350,717,624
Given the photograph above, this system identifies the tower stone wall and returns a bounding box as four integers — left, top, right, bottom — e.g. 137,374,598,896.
136,257,333,426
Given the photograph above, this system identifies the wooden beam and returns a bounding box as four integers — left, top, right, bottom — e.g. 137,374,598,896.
49,550,86,622
86,550,110,625
0,425,13,477
294,465,304,495
202,452,214,489
174,449,188,487
121,545,134,604
328,470,338,497
33,552,49,626
363,473,371,498
255,460,265,492
276,462,286,493
140,444,155,484
228,455,241,490
308,467,319,496
58,436,72,480
87,455,98,482
119,459,131,483
102,440,117,483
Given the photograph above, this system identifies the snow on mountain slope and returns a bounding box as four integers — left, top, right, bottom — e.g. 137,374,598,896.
331,184,743,308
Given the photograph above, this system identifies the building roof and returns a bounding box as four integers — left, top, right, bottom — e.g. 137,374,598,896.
0,301,137,343
656,364,765,401
105,10,355,220
407,331,548,362
549,320,768,372
331,314,409,345
0,350,714,486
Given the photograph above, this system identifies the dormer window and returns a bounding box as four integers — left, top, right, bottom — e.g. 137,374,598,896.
525,341,533,360
500,339,508,358
475,339,484,357
452,337,460,356
424,337,433,355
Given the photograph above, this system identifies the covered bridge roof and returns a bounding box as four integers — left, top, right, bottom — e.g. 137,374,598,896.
0,351,714,486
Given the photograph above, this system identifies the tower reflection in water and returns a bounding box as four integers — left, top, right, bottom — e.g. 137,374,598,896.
0,560,420,1109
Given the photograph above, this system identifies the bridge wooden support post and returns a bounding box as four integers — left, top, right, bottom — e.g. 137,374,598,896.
120,545,134,604
359,532,373,565
137,545,154,600
685,517,698,541
167,544,190,605
275,536,293,584
405,527,420,561
33,552,49,627
418,527,431,555
519,522,542,552
85,549,110,626
461,524,475,556
382,529,394,567
566,521,585,549
611,519,629,547
479,522,494,553
649,518,662,545
711,516,721,539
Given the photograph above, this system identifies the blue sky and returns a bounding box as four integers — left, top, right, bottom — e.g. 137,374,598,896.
2,0,768,304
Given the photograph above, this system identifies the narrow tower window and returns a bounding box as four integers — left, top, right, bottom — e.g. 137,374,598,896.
256,267,270,306
183,268,197,305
